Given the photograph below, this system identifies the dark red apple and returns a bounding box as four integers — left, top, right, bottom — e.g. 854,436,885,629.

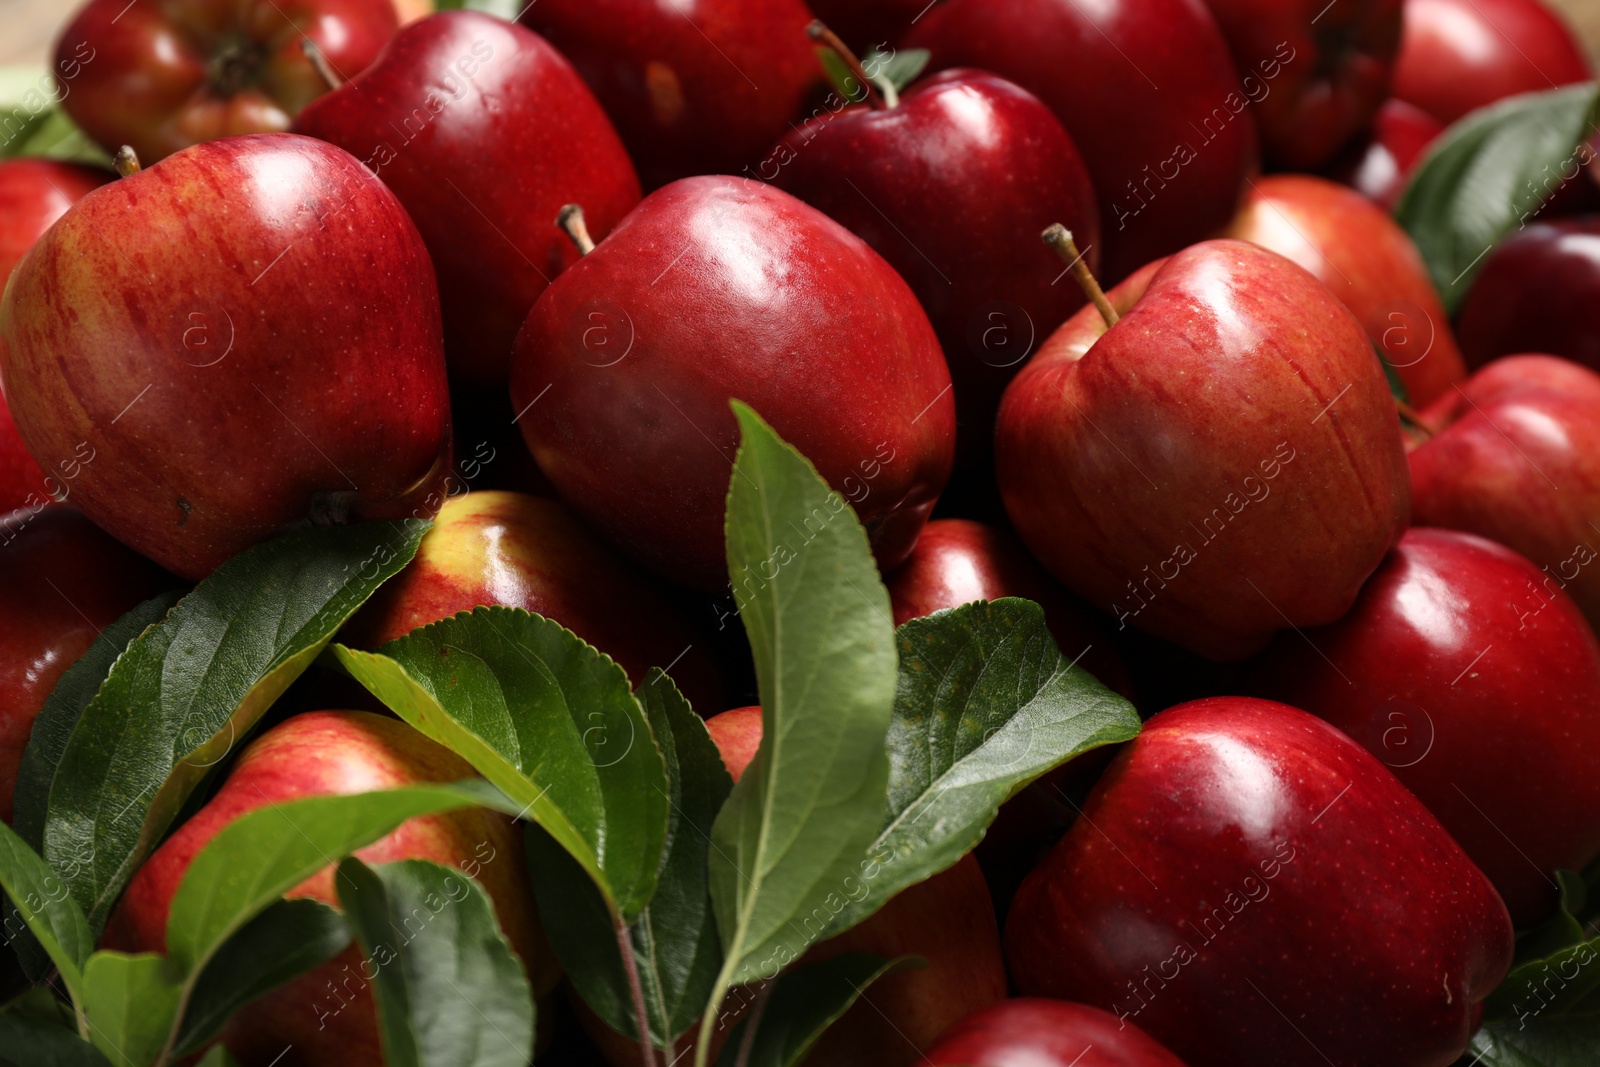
509,176,955,594
0,400,46,518
0,133,454,580
54,0,399,164
293,11,642,385
1326,98,1444,211
995,239,1411,661
1005,697,1514,1067
1223,173,1466,405
1455,217,1600,371
1246,527,1600,926
104,709,558,1066
804,0,930,51
769,69,1099,461
925,999,1189,1066
906,0,1257,282
1393,0,1592,126
519,0,820,190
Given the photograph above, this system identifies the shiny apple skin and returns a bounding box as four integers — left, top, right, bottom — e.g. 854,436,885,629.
906,0,1256,283
0,134,453,580
1455,218,1600,371
1224,174,1466,405
1246,527,1600,927
1006,697,1514,1067
1393,0,1592,126
104,709,557,1067
0,399,47,518
925,999,1189,1067
519,0,820,191
344,490,723,711
510,176,955,594
293,12,641,385
995,239,1411,661
1409,354,1600,631
55,0,399,164
1327,98,1443,211
770,70,1099,462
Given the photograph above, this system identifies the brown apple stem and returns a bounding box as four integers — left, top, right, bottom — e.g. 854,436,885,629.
113,146,141,178
1396,398,1439,439
557,204,597,256
807,20,890,109
301,36,343,92
613,915,660,1067
1043,224,1118,328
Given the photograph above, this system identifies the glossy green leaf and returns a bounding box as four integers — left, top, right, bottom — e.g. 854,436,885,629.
337,858,533,1067
0,821,92,1005
331,607,668,918
79,952,180,1067
1470,1016,1600,1065
0,68,112,166
431,0,522,20
714,954,919,1067
0,1010,109,1067
867,47,930,92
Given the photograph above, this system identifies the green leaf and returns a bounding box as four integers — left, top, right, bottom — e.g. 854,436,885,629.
865,47,930,93
528,670,731,1046
0,67,111,166
194,1047,241,1067
331,607,669,919
709,402,897,989
815,50,872,105
430,0,522,20
34,521,427,935
713,954,920,1067
79,952,181,1067
826,598,1141,936
174,898,350,1057
336,858,534,1067
1396,82,1600,311
1470,1016,1600,1065
0,821,92,1006
1518,869,1593,964
0,1011,109,1067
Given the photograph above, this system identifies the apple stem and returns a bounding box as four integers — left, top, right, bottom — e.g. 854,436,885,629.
1043,224,1118,328
557,204,597,256
1396,398,1439,439
113,146,140,178
301,37,343,92
807,20,891,109
613,915,661,1067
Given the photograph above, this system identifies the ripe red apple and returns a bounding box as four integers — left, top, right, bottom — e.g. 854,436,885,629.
0,400,46,518
1393,0,1592,126
995,239,1411,661
1408,354,1600,631
519,0,820,190
54,0,399,164
1223,173,1466,405
1326,98,1444,211
293,11,642,385
769,69,1099,461
344,490,724,712
1198,0,1401,169
905,0,1256,282
104,709,558,1066
0,133,454,580
509,176,955,594
1005,697,1514,1067
925,999,1189,1066
1245,527,1600,927
1455,217,1600,371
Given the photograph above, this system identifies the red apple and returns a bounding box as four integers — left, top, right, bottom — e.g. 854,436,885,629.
925,999,1189,1066
519,0,820,190
293,11,642,385
804,0,929,51
344,490,724,712
509,176,955,594
1408,354,1600,632
104,709,558,1066
1245,527,1600,926
995,239,1411,661
54,0,399,164
0,133,454,580
703,704,762,782
1326,98,1444,211
1455,217,1600,371
0,400,46,518
1005,697,1514,1067
769,69,1099,462
1223,173,1467,405
1393,0,1592,126
905,0,1257,282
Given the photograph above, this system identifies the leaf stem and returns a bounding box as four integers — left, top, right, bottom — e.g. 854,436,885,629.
732,980,773,1067
693,968,734,1067
615,914,660,1067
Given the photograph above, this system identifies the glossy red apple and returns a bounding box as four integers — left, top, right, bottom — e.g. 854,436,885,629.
345,490,724,712
1408,354,1600,631
1393,0,1592,126
1199,0,1401,169
995,239,1411,661
105,709,558,1066
906,0,1256,282
1246,527,1600,926
293,11,642,385
1006,697,1514,1067
0,133,453,580
509,176,955,594
769,69,1099,461
519,0,820,190
1327,98,1443,211
1455,217,1600,371
925,999,1189,1066
1223,173,1466,405
0,400,46,518
54,0,399,164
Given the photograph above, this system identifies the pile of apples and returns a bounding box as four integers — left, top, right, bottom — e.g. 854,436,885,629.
2,0,1600,1063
